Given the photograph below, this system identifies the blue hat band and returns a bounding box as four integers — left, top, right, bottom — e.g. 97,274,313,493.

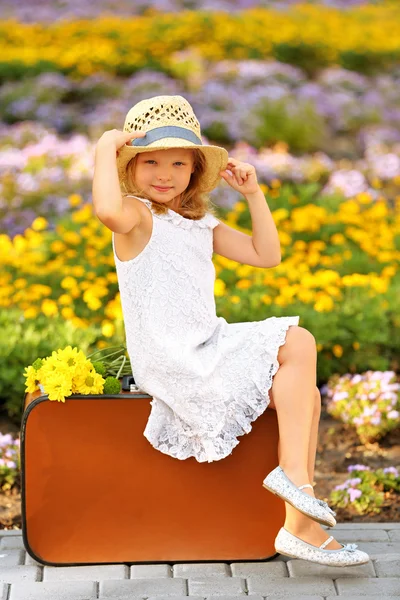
130,125,203,147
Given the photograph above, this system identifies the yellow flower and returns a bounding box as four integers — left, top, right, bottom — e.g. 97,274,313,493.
51,240,66,253
273,208,289,222
72,365,104,395
63,231,81,245
236,279,252,289
371,177,383,189
298,289,314,303
214,278,226,296
382,266,396,278
41,299,58,316
61,276,78,290
23,365,41,393
270,178,281,189
69,194,83,207
275,296,289,306
234,201,247,213
101,321,115,337
42,374,74,403
369,276,388,294
314,295,334,312
23,307,39,319
330,233,346,245
230,295,241,304
61,307,74,319
31,217,48,232
332,345,343,358
356,192,372,204
50,346,88,369
353,342,360,350
72,204,93,224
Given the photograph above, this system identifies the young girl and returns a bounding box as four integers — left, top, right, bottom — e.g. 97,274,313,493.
92,94,369,567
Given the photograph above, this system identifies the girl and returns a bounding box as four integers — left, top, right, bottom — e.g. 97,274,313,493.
92,94,369,567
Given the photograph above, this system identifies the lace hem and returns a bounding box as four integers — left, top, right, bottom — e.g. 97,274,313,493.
143,315,300,463
161,210,218,230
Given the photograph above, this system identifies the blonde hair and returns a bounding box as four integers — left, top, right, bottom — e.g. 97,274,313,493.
121,148,218,220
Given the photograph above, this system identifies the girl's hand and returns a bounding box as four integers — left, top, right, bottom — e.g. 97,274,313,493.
96,129,147,155
219,157,260,196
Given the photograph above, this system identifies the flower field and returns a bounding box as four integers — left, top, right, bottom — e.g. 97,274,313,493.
0,0,399,527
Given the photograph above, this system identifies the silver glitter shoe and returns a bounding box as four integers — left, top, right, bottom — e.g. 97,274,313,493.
274,527,370,566
262,466,337,527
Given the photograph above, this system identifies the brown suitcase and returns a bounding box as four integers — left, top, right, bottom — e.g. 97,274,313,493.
21,385,284,566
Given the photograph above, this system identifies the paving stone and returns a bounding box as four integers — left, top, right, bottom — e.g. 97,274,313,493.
0,530,22,537
373,556,400,577
96,597,202,600
9,580,97,599
173,562,231,577
326,597,400,600
287,558,376,578
333,528,389,542
230,561,288,577
389,530,400,542
269,553,290,562
336,576,400,595
99,577,187,597
247,575,336,596
0,585,8,600
130,563,172,578
24,553,45,566
0,550,24,567
0,566,41,583
188,577,246,596
43,564,128,581
265,597,324,600
147,597,205,600
0,537,25,550
147,597,249,600
350,542,400,558
324,522,400,529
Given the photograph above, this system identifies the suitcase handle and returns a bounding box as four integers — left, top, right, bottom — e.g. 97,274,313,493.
121,374,137,391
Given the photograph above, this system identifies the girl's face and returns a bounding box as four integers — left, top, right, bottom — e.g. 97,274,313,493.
133,148,195,204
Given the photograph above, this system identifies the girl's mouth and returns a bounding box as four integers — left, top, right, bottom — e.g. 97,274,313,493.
153,186,172,192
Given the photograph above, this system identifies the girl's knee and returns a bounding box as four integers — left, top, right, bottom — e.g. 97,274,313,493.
278,325,317,364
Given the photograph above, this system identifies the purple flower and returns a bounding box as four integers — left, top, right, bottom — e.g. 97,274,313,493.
348,488,362,502
383,467,399,477
347,464,370,472
387,410,399,420
334,483,348,491
347,477,362,486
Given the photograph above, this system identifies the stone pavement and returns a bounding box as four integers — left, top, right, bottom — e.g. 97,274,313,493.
0,522,399,599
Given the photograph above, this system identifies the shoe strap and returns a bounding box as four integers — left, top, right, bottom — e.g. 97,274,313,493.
319,535,334,550
298,483,313,490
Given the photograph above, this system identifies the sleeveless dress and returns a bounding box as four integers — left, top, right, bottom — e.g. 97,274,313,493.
112,195,300,463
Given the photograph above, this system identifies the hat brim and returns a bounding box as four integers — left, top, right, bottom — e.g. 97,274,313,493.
116,139,229,194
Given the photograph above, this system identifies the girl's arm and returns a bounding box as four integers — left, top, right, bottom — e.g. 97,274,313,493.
92,141,124,219
92,131,144,233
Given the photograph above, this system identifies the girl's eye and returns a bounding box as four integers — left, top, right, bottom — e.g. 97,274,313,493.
146,160,184,166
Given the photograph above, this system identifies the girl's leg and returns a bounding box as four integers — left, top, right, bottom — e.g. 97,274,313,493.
268,325,342,549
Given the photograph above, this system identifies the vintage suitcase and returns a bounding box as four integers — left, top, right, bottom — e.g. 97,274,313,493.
21,377,285,566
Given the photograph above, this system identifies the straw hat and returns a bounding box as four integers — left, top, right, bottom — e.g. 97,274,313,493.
116,95,229,194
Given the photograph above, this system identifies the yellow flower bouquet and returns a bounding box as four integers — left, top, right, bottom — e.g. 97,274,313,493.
23,345,130,403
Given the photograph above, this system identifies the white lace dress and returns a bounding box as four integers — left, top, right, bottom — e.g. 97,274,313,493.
112,195,300,463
